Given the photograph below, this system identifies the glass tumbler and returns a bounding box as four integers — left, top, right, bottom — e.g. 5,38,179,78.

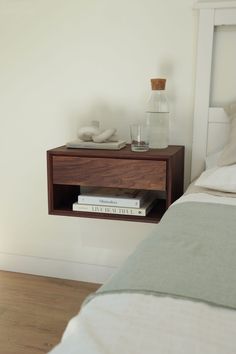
130,123,149,152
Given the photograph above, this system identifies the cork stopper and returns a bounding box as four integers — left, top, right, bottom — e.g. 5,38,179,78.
151,78,166,90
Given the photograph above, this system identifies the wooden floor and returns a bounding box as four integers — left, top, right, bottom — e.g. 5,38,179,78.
0,270,100,354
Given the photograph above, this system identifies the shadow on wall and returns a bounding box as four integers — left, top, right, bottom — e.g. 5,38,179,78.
68,100,145,143
158,58,176,114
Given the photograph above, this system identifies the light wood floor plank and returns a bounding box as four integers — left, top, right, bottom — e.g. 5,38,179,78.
0,270,100,353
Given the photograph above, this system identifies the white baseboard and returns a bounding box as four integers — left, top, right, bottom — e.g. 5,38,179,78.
0,252,116,284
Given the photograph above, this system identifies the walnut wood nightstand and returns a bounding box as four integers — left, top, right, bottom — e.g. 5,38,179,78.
47,145,184,223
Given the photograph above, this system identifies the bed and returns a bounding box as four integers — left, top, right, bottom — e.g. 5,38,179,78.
49,1,236,353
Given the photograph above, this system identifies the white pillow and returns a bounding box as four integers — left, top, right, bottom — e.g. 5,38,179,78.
217,102,236,166
205,150,222,170
195,164,236,193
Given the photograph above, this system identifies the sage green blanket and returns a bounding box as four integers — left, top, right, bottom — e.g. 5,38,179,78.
90,202,236,310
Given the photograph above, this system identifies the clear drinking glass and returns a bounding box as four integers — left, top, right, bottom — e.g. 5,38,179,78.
130,123,149,152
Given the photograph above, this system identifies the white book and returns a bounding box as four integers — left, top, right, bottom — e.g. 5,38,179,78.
78,188,149,208
73,197,156,216
66,139,126,150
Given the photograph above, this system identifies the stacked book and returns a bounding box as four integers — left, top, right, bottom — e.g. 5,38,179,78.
72,187,156,216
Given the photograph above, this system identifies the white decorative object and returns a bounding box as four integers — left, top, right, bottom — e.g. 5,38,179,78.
77,120,118,143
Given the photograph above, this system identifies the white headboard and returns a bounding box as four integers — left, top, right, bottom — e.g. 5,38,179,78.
191,0,236,181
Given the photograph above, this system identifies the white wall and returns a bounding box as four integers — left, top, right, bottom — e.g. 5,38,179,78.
0,0,197,283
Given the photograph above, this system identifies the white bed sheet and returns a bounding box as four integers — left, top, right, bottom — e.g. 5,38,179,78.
174,192,236,207
49,193,236,354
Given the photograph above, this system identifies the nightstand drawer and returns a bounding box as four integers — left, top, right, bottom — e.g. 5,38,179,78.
52,156,166,191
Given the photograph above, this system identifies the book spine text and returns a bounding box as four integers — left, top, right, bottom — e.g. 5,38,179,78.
77,196,140,208
73,203,148,216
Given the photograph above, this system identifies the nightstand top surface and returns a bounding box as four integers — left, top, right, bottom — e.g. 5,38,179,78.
48,144,184,160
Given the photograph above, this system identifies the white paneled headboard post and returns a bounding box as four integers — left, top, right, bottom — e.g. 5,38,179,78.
191,0,236,181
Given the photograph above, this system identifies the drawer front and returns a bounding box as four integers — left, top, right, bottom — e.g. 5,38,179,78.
52,156,166,191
